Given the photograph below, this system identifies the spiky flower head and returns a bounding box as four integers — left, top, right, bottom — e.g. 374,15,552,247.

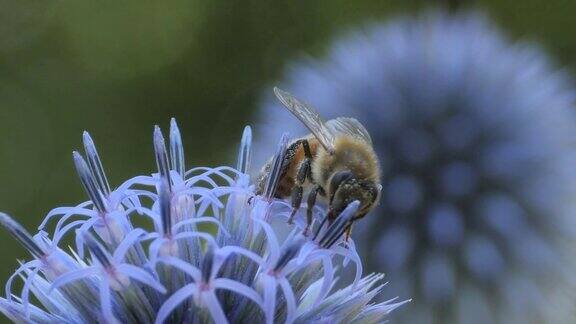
255,10,576,323
0,118,407,323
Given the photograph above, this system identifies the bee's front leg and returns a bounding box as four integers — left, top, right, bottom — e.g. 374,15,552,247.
344,223,353,244
342,210,368,246
303,184,323,236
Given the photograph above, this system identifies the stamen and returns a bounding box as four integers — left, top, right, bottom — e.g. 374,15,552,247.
273,238,304,272
159,180,172,236
318,201,360,249
201,247,214,283
0,213,46,259
72,151,107,213
312,217,329,241
263,133,289,199
83,232,113,269
153,126,171,191
236,126,252,175
169,119,185,177
82,132,111,196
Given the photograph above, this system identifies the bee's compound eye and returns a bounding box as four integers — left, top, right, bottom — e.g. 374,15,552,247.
329,170,354,201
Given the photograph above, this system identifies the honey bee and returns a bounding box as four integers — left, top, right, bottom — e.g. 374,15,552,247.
257,87,381,240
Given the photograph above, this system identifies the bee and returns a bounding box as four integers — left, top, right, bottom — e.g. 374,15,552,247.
257,87,381,240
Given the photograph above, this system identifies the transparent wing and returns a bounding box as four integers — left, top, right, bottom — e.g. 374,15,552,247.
273,87,336,153
326,117,373,145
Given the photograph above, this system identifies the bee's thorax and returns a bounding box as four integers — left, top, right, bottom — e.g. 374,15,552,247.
312,136,381,189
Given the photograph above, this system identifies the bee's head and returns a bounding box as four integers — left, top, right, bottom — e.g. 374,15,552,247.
327,170,380,221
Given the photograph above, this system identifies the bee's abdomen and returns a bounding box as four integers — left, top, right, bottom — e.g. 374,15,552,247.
257,136,321,198
275,176,295,198
276,137,319,197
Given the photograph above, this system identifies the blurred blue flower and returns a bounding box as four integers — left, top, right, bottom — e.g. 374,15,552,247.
256,11,576,323
0,119,407,323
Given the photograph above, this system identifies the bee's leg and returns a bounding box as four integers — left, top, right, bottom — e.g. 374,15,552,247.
343,210,367,244
287,139,314,224
287,157,311,224
285,139,312,224
301,140,314,180
344,223,353,243
303,184,323,236
288,188,302,224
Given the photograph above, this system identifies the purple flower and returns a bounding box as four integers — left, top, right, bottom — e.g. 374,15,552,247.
0,118,407,323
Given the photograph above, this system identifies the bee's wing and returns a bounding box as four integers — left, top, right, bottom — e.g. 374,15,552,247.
273,87,336,154
326,117,373,145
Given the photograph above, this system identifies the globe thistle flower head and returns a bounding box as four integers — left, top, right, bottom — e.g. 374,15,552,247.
0,118,408,323
256,11,576,323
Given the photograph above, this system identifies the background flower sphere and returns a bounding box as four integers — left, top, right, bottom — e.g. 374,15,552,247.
255,11,576,323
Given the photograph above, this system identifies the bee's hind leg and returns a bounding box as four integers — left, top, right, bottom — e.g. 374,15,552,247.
287,158,311,224
287,140,314,224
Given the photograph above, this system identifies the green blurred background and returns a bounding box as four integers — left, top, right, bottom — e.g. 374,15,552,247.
0,0,575,293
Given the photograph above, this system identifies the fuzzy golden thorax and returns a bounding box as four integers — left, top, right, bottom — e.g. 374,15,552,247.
313,136,381,189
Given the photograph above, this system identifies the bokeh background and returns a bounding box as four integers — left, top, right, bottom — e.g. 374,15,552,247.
1,0,576,323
